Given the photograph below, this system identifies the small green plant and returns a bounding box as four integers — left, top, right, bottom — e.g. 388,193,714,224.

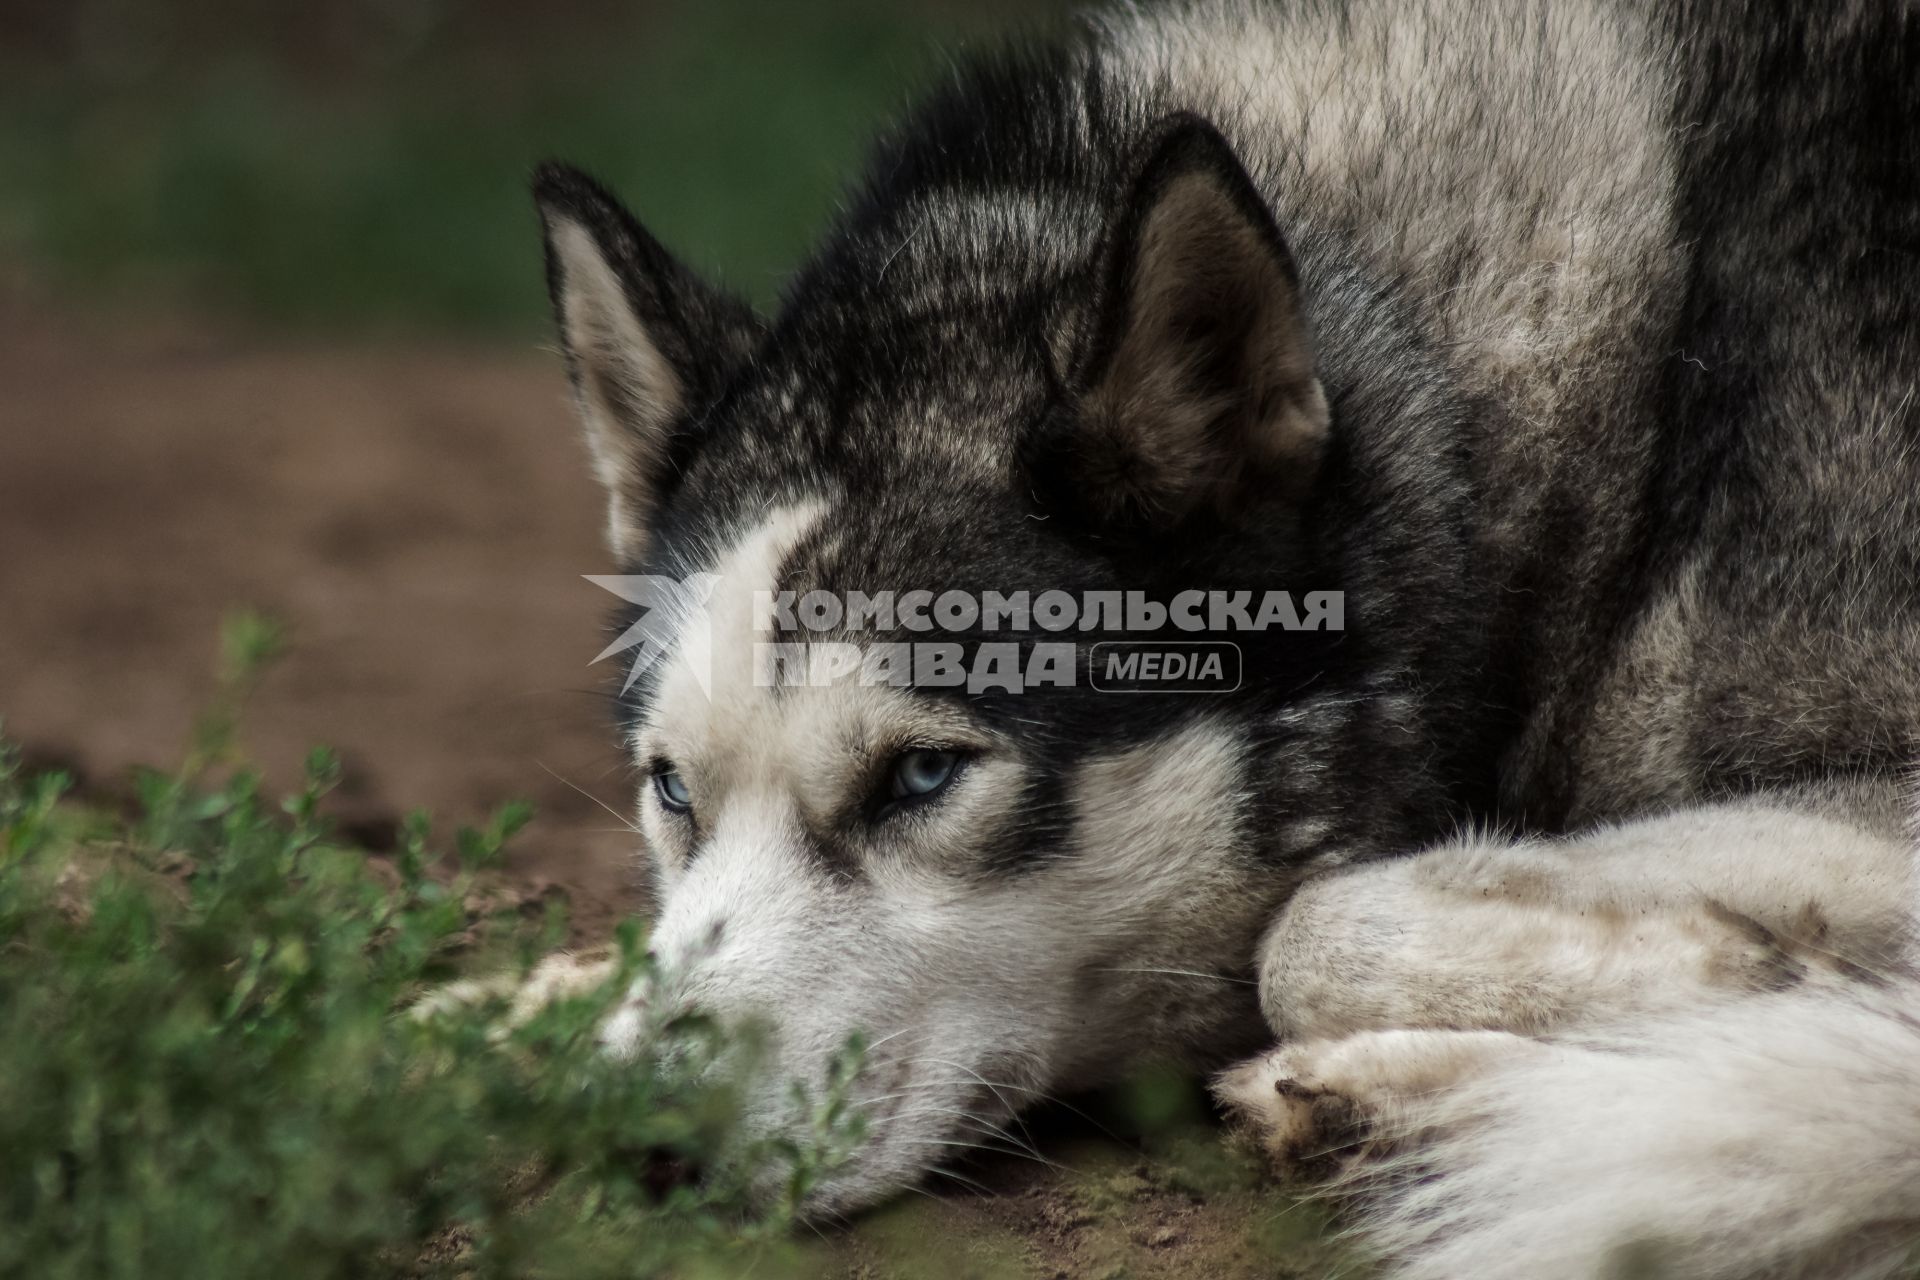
0,613,865,1278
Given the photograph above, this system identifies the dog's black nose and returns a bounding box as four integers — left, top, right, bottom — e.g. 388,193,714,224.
637,1147,701,1201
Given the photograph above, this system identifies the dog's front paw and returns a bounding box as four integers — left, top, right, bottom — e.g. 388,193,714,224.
1216,1028,1540,1183
1215,1043,1369,1182
411,950,618,1033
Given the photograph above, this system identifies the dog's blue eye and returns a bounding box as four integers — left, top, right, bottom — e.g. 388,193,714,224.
890,749,960,801
654,766,692,814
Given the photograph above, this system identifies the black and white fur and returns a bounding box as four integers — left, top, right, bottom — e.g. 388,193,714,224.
527,0,1920,1270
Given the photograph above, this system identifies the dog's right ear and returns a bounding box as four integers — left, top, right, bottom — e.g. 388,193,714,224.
534,164,764,564
1035,116,1328,534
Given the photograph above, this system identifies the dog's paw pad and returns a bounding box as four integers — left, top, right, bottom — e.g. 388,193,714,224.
1215,1046,1368,1182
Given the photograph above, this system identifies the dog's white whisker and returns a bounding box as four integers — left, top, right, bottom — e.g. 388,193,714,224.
1096,966,1257,986
534,760,643,836
919,1163,997,1198
889,1102,1061,1168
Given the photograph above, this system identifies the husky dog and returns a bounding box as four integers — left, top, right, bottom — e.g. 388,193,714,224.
530,0,1920,1271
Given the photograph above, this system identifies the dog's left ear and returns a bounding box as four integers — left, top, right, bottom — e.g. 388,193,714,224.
1038,115,1328,529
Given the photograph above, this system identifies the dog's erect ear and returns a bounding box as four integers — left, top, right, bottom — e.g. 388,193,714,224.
1039,116,1328,529
534,163,764,563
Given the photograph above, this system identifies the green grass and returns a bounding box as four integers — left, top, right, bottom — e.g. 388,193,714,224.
0,0,1064,335
0,613,865,1279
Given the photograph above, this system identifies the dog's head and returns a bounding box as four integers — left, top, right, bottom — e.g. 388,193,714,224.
533,116,1451,1213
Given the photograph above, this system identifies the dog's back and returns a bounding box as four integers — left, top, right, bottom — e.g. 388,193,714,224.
1571,1,1920,824
1093,0,1920,828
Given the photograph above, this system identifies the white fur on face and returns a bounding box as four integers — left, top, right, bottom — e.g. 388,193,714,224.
600,503,1272,1213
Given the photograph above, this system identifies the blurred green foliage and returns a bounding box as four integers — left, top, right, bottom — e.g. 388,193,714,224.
0,612,868,1278
0,0,1063,333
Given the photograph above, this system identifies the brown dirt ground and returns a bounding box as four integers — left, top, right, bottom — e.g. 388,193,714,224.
792,1120,1355,1279
0,297,645,937
0,297,1350,1278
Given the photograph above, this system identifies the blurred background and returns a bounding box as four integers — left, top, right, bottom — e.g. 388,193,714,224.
0,0,1065,935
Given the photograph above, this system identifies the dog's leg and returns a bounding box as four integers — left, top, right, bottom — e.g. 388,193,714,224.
1261,836,1793,1043
1260,798,1913,1043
